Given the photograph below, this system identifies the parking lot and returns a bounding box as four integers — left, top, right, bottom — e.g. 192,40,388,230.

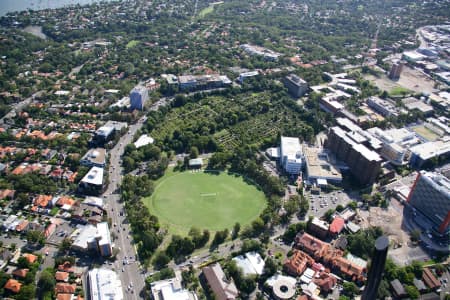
307,190,354,218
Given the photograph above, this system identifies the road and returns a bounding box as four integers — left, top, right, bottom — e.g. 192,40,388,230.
0,90,44,124
102,97,173,299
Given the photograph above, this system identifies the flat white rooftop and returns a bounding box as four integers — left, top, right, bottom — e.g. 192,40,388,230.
89,268,123,300
281,136,302,160
134,134,154,148
81,167,104,186
233,252,265,276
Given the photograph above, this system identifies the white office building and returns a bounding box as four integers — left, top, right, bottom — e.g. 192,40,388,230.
280,136,303,175
130,86,149,111
150,277,197,300
88,268,123,300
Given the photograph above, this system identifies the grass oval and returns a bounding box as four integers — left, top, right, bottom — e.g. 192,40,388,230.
145,171,266,234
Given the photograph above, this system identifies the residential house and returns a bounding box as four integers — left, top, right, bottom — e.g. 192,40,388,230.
55,283,76,294
45,223,57,238
4,278,22,293
58,261,75,273
55,271,70,282
34,194,52,208
0,189,15,200
12,268,29,279
22,253,38,264
15,220,29,233
391,279,406,298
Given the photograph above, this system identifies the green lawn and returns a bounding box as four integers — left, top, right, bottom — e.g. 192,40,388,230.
126,40,139,49
144,170,266,235
198,6,214,18
389,86,412,96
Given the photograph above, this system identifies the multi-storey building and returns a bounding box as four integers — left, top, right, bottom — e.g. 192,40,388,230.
326,126,382,185
280,136,303,175
130,86,148,111
407,171,450,234
283,74,308,97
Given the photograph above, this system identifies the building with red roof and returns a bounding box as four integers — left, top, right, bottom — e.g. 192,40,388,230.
12,268,29,279
4,279,22,293
23,253,38,264
329,217,345,235
284,250,314,276
55,283,77,294
295,233,330,259
423,268,441,290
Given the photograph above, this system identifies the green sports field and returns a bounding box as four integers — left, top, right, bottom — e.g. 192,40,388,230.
144,170,266,234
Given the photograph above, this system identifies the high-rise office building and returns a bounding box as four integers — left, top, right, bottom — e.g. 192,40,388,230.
280,136,303,175
388,61,404,80
130,86,148,111
362,236,389,300
283,74,308,97
407,171,450,234
326,126,382,185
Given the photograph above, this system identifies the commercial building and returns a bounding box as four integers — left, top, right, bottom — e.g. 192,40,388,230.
150,277,197,300
308,217,329,239
72,222,112,256
368,127,420,166
388,61,404,80
130,86,148,111
280,136,303,175
284,250,314,276
265,274,297,300
178,74,231,91
402,51,426,63
88,268,123,300
93,121,127,145
303,146,342,185
202,263,238,300
238,71,259,83
96,222,112,257
366,96,399,117
80,148,106,168
283,74,308,97
240,44,281,61
232,252,265,276
407,171,450,234
402,97,434,116
78,167,104,195
326,126,382,185
409,140,450,168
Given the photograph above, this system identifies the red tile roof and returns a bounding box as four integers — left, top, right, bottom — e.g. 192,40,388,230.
58,262,75,273
12,268,29,278
423,268,441,290
34,194,52,208
284,250,314,276
295,233,329,259
4,279,22,293
23,253,38,264
55,283,76,294
329,217,345,234
55,271,70,282
57,294,74,300
56,196,75,207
